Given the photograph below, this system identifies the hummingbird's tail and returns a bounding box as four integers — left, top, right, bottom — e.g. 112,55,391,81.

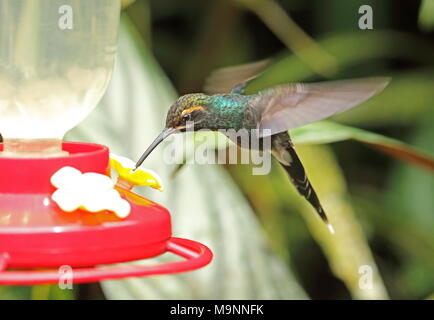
271,132,334,234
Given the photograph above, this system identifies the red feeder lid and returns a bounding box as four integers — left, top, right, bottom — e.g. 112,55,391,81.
0,142,212,284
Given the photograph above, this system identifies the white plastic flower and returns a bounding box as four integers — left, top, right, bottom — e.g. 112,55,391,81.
51,166,131,219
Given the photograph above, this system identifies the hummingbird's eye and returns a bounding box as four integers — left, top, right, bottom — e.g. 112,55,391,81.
182,113,192,122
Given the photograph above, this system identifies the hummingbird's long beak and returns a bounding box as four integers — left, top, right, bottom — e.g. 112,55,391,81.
133,127,178,170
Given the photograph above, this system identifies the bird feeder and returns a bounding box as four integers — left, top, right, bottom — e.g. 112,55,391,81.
0,0,212,285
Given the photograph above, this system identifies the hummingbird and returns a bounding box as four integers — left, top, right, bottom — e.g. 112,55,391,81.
134,60,390,233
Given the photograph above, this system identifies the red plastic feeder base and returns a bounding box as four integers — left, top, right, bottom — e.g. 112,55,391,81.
0,142,212,285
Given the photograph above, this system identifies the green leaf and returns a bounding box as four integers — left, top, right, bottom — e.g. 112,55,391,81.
385,112,434,232
292,121,434,173
179,121,434,174
294,145,389,299
332,71,434,127
0,286,31,300
419,0,434,32
350,193,434,298
243,31,434,126
234,0,338,77
227,144,389,299
0,285,74,300
121,0,136,10
246,31,434,92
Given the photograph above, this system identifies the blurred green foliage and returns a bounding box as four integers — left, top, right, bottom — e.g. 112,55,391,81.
419,0,434,32
131,0,433,299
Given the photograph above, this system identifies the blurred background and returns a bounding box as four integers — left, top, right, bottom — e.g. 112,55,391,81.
1,0,433,300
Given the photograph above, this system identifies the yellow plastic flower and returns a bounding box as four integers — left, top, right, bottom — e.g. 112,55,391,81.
109,153,163,191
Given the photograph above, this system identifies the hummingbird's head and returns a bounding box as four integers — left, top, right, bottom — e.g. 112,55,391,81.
165,93,210,131
133,93,211,169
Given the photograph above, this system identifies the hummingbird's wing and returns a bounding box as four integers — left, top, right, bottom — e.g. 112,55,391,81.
204,59,271,94
249,77,390,138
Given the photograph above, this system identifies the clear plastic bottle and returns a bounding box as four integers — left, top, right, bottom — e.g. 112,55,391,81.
0,0,120,156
